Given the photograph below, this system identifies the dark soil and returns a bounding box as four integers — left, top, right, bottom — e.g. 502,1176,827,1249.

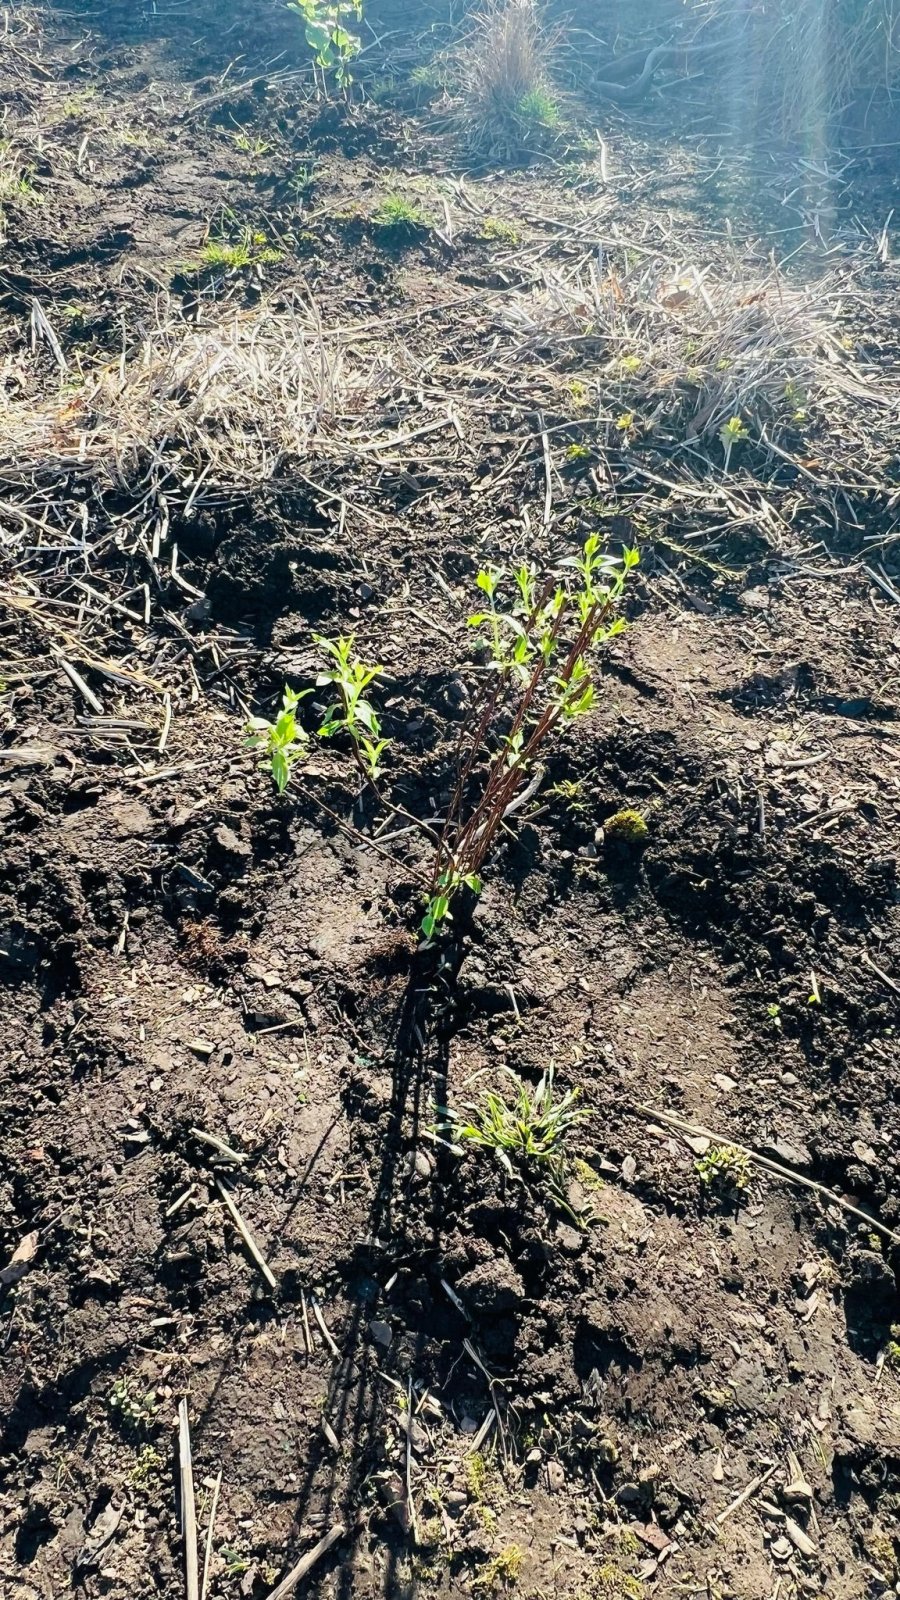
2,4,900,1600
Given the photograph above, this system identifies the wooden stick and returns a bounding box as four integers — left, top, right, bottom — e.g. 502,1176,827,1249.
178,1399,200,1600
191,1128,247,1166
52,648,105,713
636,1104,900,1246
310,1296,339,1358
214,1179,277,1291
716,1462,777,1525
200,1469,222,1600
263,1524,345,1600
862,950,900,998
300,1288,314,1356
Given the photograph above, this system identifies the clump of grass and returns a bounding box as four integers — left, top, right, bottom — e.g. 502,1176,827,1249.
582,1563,644,1600
603,808,649,846
498,252,889,459
479,216,521,245
696,1144,750,1198
516,86,559,126
699,0,900,141
473,1545,524,1590
195,230,282,272
449,0,562,157
441,1064,587,1178
372,193,430,230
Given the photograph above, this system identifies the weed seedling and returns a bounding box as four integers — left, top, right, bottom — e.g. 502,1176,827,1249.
130,1443,164,1487
193,230,282,272
695,1144,750,1199
245,686,310,794
479,216,521,245
314,633,390,781
441,1064,587,1178
372,193,429,230
719,414,749,472
109,1378,158,1436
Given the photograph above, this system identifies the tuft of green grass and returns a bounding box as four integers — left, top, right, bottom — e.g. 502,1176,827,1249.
186,229,282,274
441,1065,587,1178
517,86,559,125
372,193,429,230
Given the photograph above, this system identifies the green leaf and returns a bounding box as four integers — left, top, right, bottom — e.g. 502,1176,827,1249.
421,913,436,938
463,874,482,894
305,21,333,56
272,750,289,793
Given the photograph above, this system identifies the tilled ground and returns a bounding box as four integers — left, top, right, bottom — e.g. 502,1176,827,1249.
2,4,900,1600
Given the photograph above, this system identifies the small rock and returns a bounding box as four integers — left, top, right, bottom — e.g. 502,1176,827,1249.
714,1074,738,1093
771,1537,792,1562
780,1072,799,1088
445,1489,467,1514
621,1154,637,1183
544,1459,565,1493
526,1447,543,1464
213,824,251,862
187,1038,216,1059
615,1481,642,1506
762,1138,811,1170
369,1320,393,1349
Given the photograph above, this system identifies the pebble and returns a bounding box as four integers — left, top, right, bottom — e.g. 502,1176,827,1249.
780,1072,799,1087
369,1319,392,1349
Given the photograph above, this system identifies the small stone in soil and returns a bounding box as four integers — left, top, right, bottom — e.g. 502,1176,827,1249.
369,1319,392,1348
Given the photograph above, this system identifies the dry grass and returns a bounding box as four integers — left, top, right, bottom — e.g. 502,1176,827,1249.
0,299,405,503
497,253,893,465
690,0,900,136
447,0,561,156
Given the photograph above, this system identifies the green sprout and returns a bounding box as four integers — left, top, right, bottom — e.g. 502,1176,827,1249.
287,0,363,88
109,1378,159,1436
479,216,521,245
245,687,310,794
440,1065,588,1179
314,634,390,781
192,230,282,272
719,414,749,473
695,1144,750,1198
421,537,638,940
